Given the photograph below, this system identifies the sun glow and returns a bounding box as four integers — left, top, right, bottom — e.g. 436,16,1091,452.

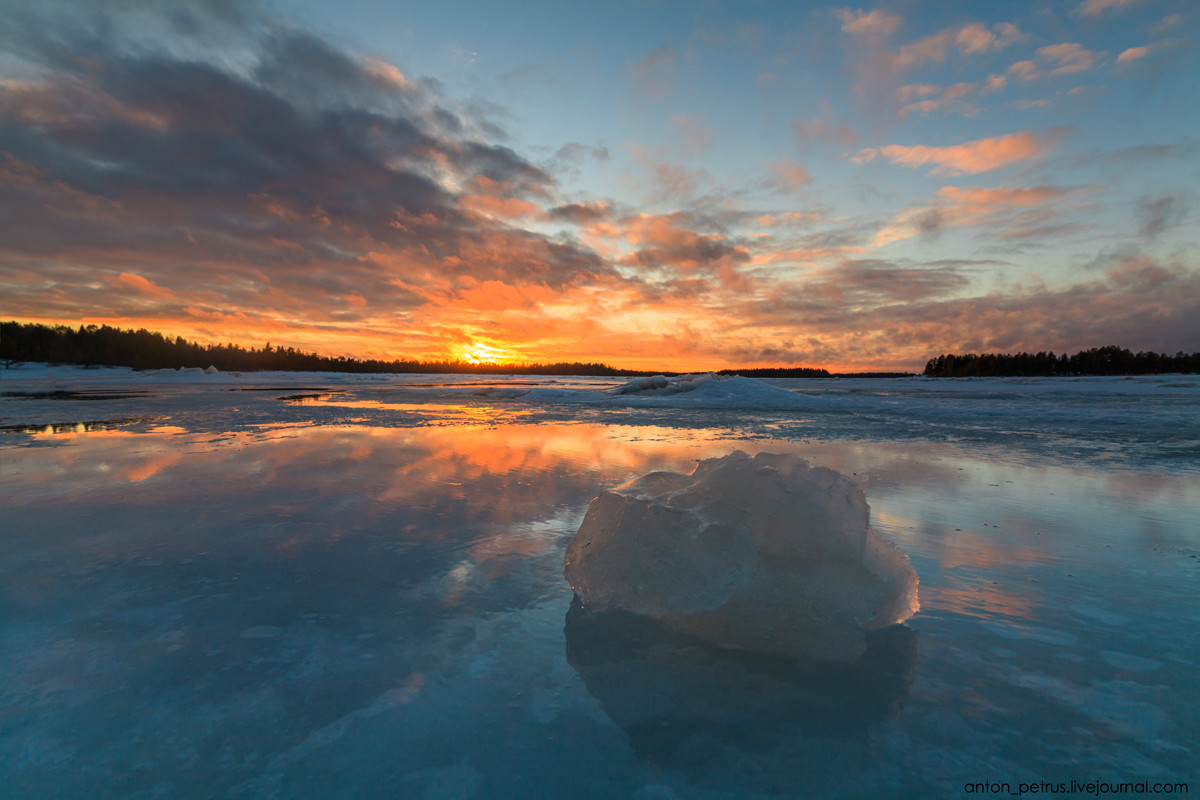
454,342,516,365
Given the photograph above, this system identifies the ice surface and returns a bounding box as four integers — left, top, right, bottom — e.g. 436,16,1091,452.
2,372,1198,798
519,373,818,410
563,451,919,662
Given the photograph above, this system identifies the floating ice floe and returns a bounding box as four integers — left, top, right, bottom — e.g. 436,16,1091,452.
563,451,919,663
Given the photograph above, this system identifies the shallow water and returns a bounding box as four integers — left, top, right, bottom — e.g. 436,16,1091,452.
1,368,1197,798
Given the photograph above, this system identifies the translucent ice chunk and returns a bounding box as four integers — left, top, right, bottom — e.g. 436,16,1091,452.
612,373,722,395
563,451,919,662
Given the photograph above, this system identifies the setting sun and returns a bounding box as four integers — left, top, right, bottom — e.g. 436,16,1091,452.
454,342,517,365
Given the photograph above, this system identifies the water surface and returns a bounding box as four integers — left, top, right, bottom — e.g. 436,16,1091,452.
1,369,1197,798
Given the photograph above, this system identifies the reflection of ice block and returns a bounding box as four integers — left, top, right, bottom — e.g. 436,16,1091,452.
563,451,919,663
563,596,918,770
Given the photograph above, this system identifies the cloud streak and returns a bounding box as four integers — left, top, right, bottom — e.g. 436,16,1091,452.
872,184,1099,247
854,131,1062,176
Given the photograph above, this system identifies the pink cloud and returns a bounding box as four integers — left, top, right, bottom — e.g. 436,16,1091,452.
1074,0,1142,17
842,18,1024,102
982,74,1008,94
755,212,822,228
1117,46,1149,64
1114,41,1182,67
793,110,858,147
766,159,812,190
897,22,1021,67
1037,43,1100,76
1009,43,1104,81
1151,14,1183,32
1007,60,1040,81
360,56,412,90
955,22,1021,55
895,76,1007,118
855,131,1059,176
836,8,902,39
893,29,955,70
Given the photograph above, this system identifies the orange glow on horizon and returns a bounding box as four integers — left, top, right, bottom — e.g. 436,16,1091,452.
452,341,517,365
2,313,922,373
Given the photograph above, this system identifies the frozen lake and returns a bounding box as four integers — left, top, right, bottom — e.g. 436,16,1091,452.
2,365,1198,798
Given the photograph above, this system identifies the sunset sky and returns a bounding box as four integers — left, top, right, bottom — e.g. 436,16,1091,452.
2,0,1197,371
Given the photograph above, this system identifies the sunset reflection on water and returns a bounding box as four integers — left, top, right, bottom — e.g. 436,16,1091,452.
2,413,1197,798
8,419,1195,601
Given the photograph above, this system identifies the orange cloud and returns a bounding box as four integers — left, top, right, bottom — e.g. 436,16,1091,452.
115,272,173,298
446,279,559,311
854,131,1058,176
460,193,545,220
360,55,412,90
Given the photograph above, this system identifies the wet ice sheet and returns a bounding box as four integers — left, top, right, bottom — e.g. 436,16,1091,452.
1,368,1198,798
4,364,1197,471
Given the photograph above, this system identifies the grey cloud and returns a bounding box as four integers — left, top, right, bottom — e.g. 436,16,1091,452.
624,239,749,272
755,256,1200,362
1064,141,1200,171
554,142,611,163
914,208,945,236
0,0,615,312
549,202,612,224
629,43,676,98
1136,191,1193,238
822,259,971,304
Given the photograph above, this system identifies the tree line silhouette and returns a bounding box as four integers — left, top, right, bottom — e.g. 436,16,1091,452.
0,322,653,376
923,346,1199,377
5,322,1192,378
1,322,834,377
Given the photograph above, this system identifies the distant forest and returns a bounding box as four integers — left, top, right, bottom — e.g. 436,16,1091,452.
0,322,837,377
0,321,641,376
10,322,1190,379
924,346,1200,377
